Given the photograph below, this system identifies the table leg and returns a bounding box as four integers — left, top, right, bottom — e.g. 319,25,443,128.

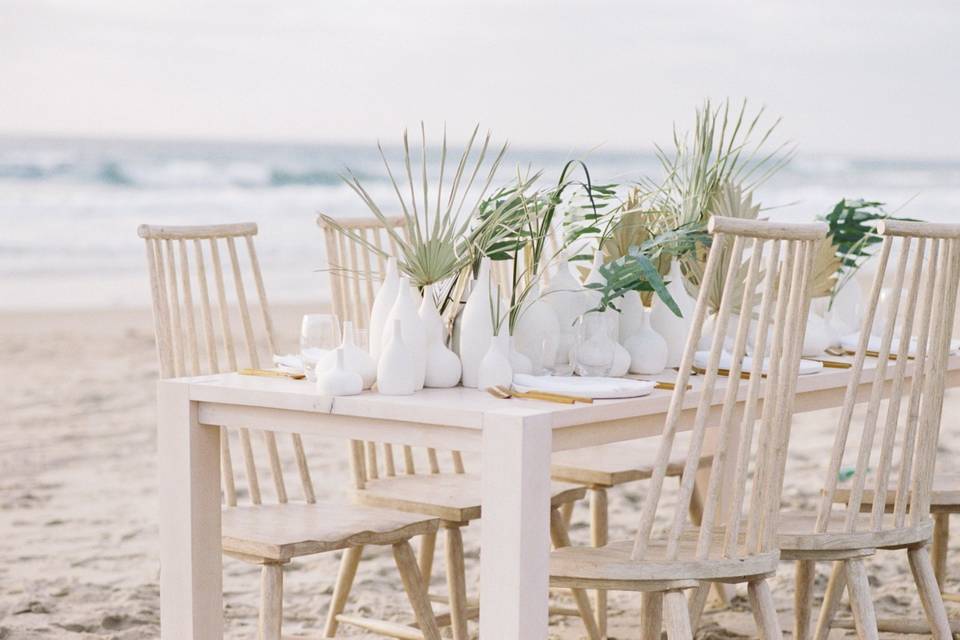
158,381,223,639
480,414,553,640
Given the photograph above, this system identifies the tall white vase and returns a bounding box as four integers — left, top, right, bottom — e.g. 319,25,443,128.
543,259,589,364
383,277,427,390
477,330,513,389
368,257,399,361
377,319,416,396
316,320,377,389
650,260,695,368
618,290,646,344
419,284,462,388
459,258,494,388
512,283,560,369
624,309,669,374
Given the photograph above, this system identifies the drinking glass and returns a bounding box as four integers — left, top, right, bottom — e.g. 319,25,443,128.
300,314,341,381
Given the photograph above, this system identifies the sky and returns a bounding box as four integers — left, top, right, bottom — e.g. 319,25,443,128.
2,0,959,158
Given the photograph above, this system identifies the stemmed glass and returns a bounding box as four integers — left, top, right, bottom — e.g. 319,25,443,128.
300,314,341,380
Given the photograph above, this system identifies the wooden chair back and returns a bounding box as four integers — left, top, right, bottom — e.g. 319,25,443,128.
817,221,960,534
631,217,826,563
139,222,315,507
316,215,466,486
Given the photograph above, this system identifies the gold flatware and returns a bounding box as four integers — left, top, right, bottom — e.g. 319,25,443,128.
807,358,853,369
654,381,693,391
239,368,306,380
486,386,580,404
844,349,914,361
692,365,757,380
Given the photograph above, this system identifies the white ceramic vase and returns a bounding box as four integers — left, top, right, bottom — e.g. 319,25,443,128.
543,259,589,364
651,260,696,368
383,277,427,390
377,319,416,396
512,283,560,369
368,257,399,362
802,311,833,356
459,258,495,388
624,309,669,374
419,284,462,388
610,339,631,377
477,330,513,389
618,290,646,344
316,348,363,396
508,336,533,374
316,320,377,389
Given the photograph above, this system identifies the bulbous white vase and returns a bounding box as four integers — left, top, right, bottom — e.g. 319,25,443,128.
624,309,669,374
543,259,590,364
508,336,533,374
316,348,363,396
477,330,513,389
618,291,645,344
610,339,631,377
651,260,695,368
377,319,416,396
512,283,560,369
419,284,461,388
368,257,399,362
383,277,427,390
316,320,377,389
803,311,833,356
459,258,494,388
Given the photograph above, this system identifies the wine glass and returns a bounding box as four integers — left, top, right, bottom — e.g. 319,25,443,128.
300,314,341,381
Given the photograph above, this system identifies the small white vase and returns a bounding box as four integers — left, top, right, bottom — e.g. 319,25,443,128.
512,283,560,369
419,284,462,388
383,277,427,390
316,348,363,396
477,330,513,390
377,319,416,395
543,259,589,364
651,260,695,368
618,291,645,344
610,340,631,377
368,257,399,362
624,309,669,374
508,336,533,374
316,320,377,389
459,258,495,388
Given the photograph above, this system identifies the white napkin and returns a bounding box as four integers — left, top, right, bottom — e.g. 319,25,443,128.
273,353,306,374
693,350,823,376
512,374,655,399
839,333,960,357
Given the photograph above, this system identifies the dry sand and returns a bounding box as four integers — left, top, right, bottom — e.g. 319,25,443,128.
1,305,958,639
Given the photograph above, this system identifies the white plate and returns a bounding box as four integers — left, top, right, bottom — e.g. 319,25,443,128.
512,374,656,399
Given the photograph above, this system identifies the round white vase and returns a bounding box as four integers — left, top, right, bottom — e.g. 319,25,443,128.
512,283,560,369
459,258,494,388
316,320,377,389
650,260,695,368
477,330,513,389
508,336,533,374
624,309,669,374
368,257,399,362
377,319,416,395
419,284,462,388
316,348,363,396
383,277,427,390
618,290,645,345
543,259,589,364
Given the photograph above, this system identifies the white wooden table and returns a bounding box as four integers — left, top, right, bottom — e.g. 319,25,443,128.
158,355,960,639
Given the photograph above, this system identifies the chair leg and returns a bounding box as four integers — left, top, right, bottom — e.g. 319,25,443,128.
662,589,693,640
813,560,846,640
549,508,602,640
418,531,437,586
392,540,442,640
844,559,879,640
561,500,575,529
794,559,816,640
747,579,782,640
443,524,470,640
932,513,950,589
590,487,609,639
259,563,283,640
641,591,664,640
687,583,710,630
323,545,363,637
907,544,953,640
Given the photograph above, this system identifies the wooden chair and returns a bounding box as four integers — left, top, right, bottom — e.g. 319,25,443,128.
550,217,825,639
317,215,598,640
139,222,443,640
777,220,960,640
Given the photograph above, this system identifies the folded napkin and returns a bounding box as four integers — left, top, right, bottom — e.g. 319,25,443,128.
273,353,306,374
839,333,960,357
693,350,823,376
512,374,655,399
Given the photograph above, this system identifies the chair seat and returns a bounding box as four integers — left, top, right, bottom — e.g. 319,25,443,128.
776,510,933,554
550,435,716,487
550,537,778,585
221,502,439,562
353,472,587,522
833,473,960,512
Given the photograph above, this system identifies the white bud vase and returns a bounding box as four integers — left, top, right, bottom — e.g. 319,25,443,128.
459,258,494,388
618,291,645,345
377,319,416,395
369,257,400,362
383,277,427,390
419,284,462,388
477,330,513,390
316,347,363,396
316,320,377,389
610,338,631,377
624,308,669,374
651,260,695,368
512,282,560,369
543,259,588,364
